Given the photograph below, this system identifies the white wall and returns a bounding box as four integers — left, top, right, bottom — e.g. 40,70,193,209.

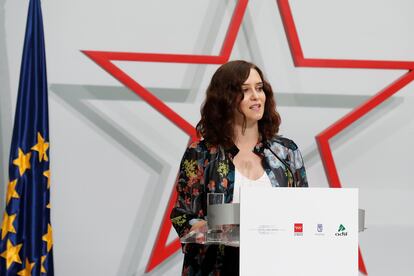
1,0,413,275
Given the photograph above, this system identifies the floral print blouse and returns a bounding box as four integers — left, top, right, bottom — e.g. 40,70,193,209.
170,135,308,275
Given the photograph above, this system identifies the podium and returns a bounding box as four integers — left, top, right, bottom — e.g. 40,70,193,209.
181,188,364,276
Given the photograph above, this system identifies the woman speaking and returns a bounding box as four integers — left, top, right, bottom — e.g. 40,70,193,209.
170,60,308,275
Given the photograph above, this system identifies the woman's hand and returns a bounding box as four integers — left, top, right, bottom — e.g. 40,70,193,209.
190,220,207,232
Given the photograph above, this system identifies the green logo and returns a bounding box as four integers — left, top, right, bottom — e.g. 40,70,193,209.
338,224,346,232
335,224,348,236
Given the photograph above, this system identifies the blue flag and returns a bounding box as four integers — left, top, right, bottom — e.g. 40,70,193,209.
0,0,54,274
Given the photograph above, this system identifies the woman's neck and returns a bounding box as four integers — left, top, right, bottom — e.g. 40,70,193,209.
233,122,260,151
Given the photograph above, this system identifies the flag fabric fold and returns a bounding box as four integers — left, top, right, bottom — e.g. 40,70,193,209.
0,0,54,274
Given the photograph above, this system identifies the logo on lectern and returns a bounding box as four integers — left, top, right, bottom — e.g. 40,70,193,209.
314,223,325,236
317,223,323,232
294,223,303,236
335,224,348,236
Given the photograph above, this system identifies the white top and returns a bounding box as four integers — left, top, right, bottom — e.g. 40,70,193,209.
232,168,272,203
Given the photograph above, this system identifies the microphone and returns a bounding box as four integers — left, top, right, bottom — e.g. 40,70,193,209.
264,142,297,187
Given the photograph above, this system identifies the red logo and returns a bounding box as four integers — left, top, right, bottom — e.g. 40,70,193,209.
294,223,303,235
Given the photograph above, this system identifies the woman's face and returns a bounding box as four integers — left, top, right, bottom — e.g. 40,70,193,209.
236,68,266,125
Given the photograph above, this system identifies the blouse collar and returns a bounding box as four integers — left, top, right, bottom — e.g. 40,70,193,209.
223,138,266,159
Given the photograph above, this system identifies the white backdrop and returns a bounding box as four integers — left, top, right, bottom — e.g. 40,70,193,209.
1,0,413,275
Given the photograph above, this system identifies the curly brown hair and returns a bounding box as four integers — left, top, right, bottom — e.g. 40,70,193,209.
196,60,281,148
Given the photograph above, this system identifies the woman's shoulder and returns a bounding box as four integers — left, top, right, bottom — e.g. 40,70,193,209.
186,139,219,155
267,135,299,151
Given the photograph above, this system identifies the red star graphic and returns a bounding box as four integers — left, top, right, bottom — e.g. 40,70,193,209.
278,0,414,274
82,0,412,273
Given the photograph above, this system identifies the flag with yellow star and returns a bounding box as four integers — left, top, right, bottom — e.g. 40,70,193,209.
0,0,54,275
